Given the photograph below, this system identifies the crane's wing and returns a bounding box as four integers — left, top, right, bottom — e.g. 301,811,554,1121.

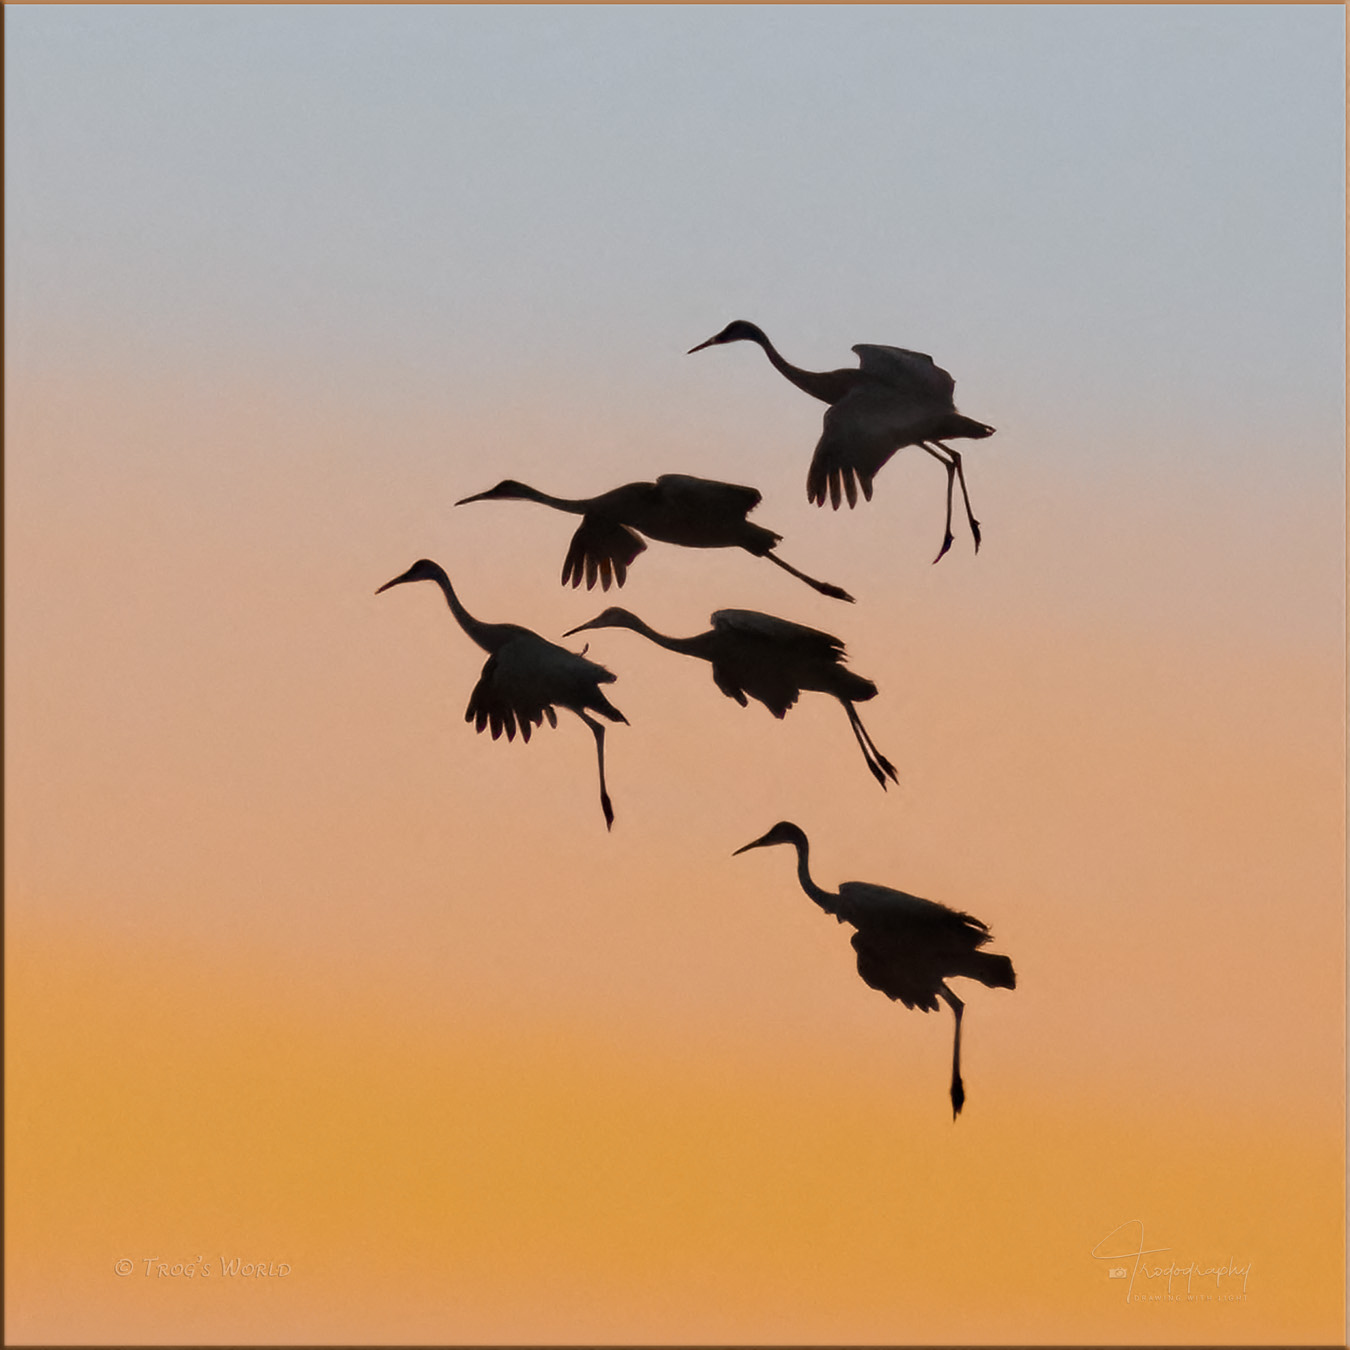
710,609,846,658
707,609,848,718
806,384,949,509
632,475,779,553
840,880,993,942
850,929,944,1012
655,474,762,516
466,651,548,742
465,636,622,742
852,918,1013,1007
852,345,956,403
561,514,648,591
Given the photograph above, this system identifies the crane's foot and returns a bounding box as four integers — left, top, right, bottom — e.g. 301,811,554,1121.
600,791,615,831
933,532,955,565
970,519,983,553
951,1075,965,1118
817,581,856,603
876,753,898,784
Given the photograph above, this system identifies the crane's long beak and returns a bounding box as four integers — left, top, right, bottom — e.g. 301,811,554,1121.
562,618,599,638
687,336,719,354
375,570,414,594
454,488,494,505
732,832,774,856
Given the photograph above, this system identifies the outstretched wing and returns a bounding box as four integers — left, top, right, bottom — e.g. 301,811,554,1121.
708,609,847,717
852,345,956,404
465,635,623,742
806,383,948,509
841,881,993,944
466,651,550,742
850,929,943,1012
710,608,846,658
637,474,777,551
654,474,762,518
561,514,648,591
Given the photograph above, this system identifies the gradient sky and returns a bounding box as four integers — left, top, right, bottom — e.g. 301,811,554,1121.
6,5,1345,1345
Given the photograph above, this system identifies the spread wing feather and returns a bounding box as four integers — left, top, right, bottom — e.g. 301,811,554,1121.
707,609,848,718
654,474,762,517
807,384,957,510
464,638,623,741
839,880,993,942
710,608,847,659
852,345,956,403
561,515,648,591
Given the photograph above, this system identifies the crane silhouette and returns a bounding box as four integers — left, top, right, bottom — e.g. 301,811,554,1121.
734,821,1016,1117
564,606,897,789
377,559,627,829
689,321,994,562
457,473,854,602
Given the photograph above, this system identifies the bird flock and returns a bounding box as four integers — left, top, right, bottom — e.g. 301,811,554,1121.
378,321,1015,1118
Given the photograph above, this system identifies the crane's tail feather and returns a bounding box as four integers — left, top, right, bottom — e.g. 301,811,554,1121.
590,688,628,725
969,951,1016,990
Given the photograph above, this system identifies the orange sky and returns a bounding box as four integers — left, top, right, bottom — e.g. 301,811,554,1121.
6,353,1344,1344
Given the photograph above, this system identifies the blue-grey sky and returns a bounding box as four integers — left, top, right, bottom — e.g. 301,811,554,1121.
9,5,1344,445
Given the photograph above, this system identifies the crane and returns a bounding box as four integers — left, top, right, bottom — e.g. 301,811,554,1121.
456,473,854,601
377,559,627,829
734,821,1016,1117
688,320,994,562
564,606,897,789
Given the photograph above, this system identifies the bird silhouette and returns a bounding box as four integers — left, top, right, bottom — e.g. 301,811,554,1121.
688,320,994,562
457,473,854,602
564,606,897,789
377,559,627,829
734,821,1016,1117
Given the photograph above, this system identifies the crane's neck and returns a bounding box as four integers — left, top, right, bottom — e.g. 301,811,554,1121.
744,327,855,405
426,566,502,653
504,483,590,514
616,614,706,659
785,833,845,916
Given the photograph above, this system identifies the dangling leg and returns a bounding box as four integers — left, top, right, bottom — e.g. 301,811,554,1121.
937,984,965,1118
763,550,855,603
575,710,615,830
921,442,958,563
843,701,898,788
934,441,981,553
856,709,897,784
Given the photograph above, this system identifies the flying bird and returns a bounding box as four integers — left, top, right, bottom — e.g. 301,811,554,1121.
688,320,994,562
734,821,1016,1117
564,606,897,789
377,559,627,829
457,473,854,602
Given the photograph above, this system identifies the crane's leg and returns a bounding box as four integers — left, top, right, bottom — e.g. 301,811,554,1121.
937,983,966,1118
921,443,958,563
843,701,898,788
575,710,615,831
762,551,855,603
851,702,897,784
933,441,982,553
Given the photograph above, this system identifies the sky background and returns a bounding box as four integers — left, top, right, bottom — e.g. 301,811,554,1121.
6,4,1345,1344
